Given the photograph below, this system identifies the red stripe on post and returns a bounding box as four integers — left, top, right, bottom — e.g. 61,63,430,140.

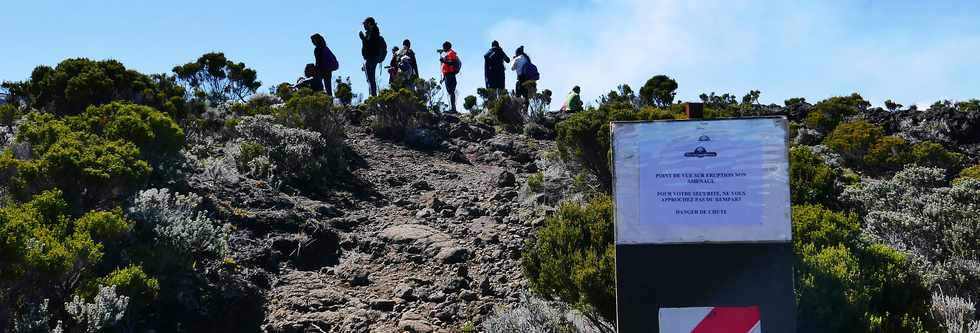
691,306,760,333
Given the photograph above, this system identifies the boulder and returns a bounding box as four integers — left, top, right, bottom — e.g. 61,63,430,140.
496,170,516,187
398,312,433,333
435,247,470,264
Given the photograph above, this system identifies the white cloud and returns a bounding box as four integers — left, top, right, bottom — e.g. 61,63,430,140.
469,0,980,108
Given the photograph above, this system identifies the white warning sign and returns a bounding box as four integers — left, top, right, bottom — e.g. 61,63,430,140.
613,118,791,244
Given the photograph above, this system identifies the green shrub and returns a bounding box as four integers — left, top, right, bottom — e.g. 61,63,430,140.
488,93,525,132
335,76,354,106
0,190,131,319
101,265,159,308
236,141,266,167
527,172,544,192
790,146,841,206
463,95,478,113
823,120,884,166
365,88,425,140
804,93,869,133
910,141,963,172
955,164,980,183
556,104,674,192
2,131,151,211
0,104,19,127
71,102,184,157
863,135,911,173
276,89,347,138
793,204,934,333
3,101,182,211
76,264,159,313
522,194,616,320
1,58,187,118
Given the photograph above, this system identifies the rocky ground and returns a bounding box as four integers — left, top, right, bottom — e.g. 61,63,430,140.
167,101,980,333
185,117,556,332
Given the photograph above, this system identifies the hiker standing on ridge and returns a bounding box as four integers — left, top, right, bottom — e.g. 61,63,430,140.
400,39,419,80
511,46,531,100
387,46,400,86
311,33,338,95
439,41,461,113
359,17,386,97
483,40,510,91
561,85,584,112
511,46,540,111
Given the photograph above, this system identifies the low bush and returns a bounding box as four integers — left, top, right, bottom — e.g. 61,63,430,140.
823,120,884,166
71,102,184,158
556,104,674,192
1,58,188,118
522,194,616,321
1,130,151,211
863,135,911,173
2,102,183,211
0,190,132,326
335,76,354,106
527,172,544,193
843,167,980,302
234,115,346,191
930,292,980,332
910,141,963,172
275,89,347,139
793,204,934,333
790,146,841,206
0,104,19,128
65,285,130,333
955,164,980,183
483,294,613,333
463,95,478,113
365,88,425,140
488,93,525,132
804,93,869,133
127,188,228,258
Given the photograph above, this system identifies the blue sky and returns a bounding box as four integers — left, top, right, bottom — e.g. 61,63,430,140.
1,0,978,108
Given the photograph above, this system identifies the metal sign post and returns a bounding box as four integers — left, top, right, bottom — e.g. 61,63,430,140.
612,117,795,333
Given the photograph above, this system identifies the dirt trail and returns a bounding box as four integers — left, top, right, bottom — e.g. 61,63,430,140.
256,128,545,332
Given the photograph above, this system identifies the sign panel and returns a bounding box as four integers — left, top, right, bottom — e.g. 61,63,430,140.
659,306,762,333
613,118,790,244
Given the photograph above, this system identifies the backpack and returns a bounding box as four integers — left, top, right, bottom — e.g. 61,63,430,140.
376,36,387,63
524,61,540,80
324,48,339,72
452,56,462,74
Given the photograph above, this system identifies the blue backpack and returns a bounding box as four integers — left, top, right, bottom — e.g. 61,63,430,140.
524,61,540,80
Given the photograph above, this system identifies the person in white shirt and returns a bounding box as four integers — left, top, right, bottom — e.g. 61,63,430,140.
511,46,531,100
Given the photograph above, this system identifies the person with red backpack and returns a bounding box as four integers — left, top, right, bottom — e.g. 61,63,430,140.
358,17,386,97
439,41,461,113
311,33,338,95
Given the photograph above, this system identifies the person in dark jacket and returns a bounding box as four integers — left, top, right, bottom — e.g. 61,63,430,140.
483,40,510,90
400,39,419,80
310,33,335,95
295,63,324,92
358,17,383,97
